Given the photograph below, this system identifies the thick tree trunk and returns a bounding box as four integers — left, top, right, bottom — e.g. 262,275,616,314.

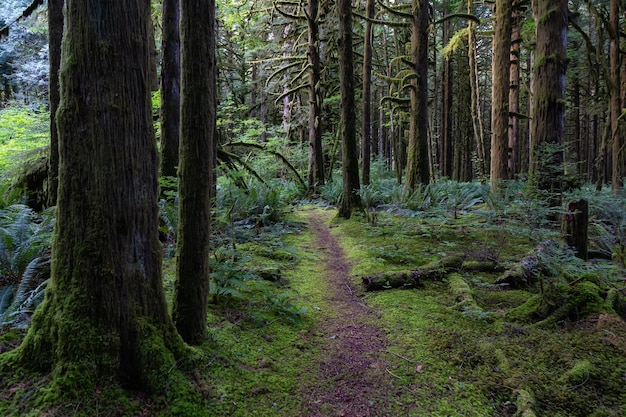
361,0,374,186
173,0,216,344
46,0,63,208
337,0,362,218
404,0,430,191
160,0,181,182
440,11,453,179
307,0,324,192
18,0,182,391
490,0,512,190
530,0,567,206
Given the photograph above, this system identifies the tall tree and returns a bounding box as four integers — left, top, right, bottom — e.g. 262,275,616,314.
337,0,362,218
307,0,324,191
467,0,487,177
160,0,181,181
490,0,512,189
508,6,522,177
610,0,624,191
361,0,375,185
17,0,182,390
46,0,63,207
173,0,216,344
404,0,431,190
530,0,567,201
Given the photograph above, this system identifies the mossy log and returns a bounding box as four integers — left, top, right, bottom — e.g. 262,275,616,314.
494,240,558,289
448,272,479,310
362,255,465,291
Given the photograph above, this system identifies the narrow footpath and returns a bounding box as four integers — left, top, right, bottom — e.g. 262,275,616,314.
299,208,395,417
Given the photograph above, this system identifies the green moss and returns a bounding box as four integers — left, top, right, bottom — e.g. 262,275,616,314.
558,359,593,386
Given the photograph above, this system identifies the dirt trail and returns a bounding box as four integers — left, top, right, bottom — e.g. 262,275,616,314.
300,209,395,417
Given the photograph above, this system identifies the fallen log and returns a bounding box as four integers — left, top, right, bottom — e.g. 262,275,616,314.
362,254,465,291
494,240,558,289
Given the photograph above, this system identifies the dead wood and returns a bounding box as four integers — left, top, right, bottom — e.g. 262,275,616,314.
362,254,465,291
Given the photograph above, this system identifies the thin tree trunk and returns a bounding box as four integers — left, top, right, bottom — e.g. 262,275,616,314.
174,0,216,344
307,0,324,192
508,8,521,177
610,0,624,191
160,0,181,182
337,0,362,218
46,0,63,207
361,0,374,185
468,1,487,178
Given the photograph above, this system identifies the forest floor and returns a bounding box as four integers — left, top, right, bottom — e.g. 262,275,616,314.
1,204,626,416
298,208,395,416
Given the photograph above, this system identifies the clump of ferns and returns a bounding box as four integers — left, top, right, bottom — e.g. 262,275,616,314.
0,204,53,329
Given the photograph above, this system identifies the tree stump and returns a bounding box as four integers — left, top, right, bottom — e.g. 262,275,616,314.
562,199,588,260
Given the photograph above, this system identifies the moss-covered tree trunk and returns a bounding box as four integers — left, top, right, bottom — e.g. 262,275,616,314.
160,0,181,182
404,0,430,191
610,0,624,192
529,0,567,204
508,8,521,177
337,0,362,219
307,0,324,192
361,0,375,186
490,0,511,190
18,0,183,391
46,0,63,207
173,0,215,344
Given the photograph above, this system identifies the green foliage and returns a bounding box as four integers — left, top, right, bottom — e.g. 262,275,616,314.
0,204,52,329
0,105,49,175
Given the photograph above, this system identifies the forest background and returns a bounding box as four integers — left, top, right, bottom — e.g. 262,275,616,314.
0,0,624,416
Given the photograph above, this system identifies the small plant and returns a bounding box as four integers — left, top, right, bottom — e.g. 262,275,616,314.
0,204,52,329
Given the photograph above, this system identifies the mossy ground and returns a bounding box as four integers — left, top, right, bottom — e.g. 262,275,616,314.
0,205,625,416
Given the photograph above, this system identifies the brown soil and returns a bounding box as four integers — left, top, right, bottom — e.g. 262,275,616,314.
299,208,395,417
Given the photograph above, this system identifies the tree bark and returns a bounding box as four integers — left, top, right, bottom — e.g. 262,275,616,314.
160,0,181,182
174,0,216,344
404,0,431,191
307,0,325,192
507,9,521,178
18,0,182,391
337,0,362,218
611,0,624,191
562,199,588,261
361,0,375,186
490,0,512,190
46,0,63,207
530,0,567,206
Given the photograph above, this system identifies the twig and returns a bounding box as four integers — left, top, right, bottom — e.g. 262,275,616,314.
385,367,401,379
386,350,417,364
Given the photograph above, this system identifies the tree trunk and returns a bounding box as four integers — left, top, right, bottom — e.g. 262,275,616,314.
507,9,521,178
361,0,375,186
490,0,512,190
18,0,182,391
174,0,216,344
404,0,430,191
337,0,362,218
530,0,567,206
611,0,625,191
46,0,63,208
160,0,181,182
307,0,325,192
467,1,488,178
562,199,588,261
440,10,453,178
